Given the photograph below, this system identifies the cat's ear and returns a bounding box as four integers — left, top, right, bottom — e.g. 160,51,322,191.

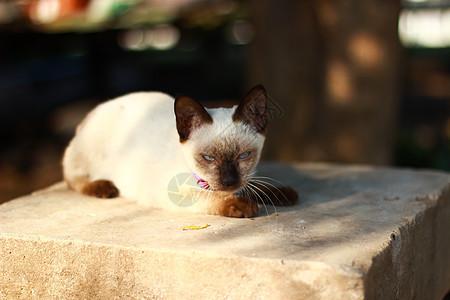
174,95,213,143
233,84,268,133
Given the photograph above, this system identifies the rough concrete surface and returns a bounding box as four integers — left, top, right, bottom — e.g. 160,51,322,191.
1,162,449,299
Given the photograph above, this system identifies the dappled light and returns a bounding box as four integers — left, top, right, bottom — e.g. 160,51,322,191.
117,24,180,51
326,61,353,105
399,7,450,48
348,32,384,71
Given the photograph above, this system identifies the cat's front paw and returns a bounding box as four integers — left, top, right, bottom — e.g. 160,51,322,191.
219,196,259,218
82,180,120,198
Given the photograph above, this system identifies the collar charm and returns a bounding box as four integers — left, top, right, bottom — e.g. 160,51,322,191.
191,170,210,190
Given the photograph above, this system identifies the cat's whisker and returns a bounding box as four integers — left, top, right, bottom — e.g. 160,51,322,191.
246,182,278,218
248,171,258,178
246,171,279,213
251,175,287,187
252,181,287,205
241,187,256,211
244,185,271,221
250,174,290,196
247,182,278,209
248,178,289,205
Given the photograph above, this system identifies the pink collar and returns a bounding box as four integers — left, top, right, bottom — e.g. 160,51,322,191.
191,170,210,190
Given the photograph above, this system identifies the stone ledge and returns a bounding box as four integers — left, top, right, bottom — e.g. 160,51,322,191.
1,162,449,299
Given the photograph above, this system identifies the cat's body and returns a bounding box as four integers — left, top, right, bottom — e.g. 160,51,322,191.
63,85,297,217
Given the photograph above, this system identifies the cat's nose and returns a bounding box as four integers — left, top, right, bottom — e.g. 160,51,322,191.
220,161,240,188
222,176,239,187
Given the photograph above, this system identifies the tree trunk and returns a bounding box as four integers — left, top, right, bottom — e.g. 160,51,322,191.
247,0,402,164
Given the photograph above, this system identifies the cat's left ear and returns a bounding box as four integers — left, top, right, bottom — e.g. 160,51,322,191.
175,95,213,143
233,84,268,134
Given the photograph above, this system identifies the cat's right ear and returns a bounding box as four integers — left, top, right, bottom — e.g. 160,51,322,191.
174,95,213,143
233,84,268,134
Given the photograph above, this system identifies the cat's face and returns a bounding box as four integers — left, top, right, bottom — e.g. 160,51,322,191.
175,85,268,192
184,116,265,191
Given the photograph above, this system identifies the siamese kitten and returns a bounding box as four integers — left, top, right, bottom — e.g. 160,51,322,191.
63,85,297,218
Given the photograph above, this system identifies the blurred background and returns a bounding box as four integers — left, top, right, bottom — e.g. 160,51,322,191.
0,0,449,203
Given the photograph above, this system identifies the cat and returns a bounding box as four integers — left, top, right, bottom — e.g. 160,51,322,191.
62,85,298,218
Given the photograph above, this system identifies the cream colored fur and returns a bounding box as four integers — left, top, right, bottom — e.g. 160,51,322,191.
63,92,265,213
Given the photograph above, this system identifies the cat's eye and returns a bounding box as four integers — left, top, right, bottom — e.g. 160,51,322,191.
238,151,250,159
203,155,215,162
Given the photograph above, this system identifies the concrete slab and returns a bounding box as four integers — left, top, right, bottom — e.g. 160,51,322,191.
1,162,449,299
